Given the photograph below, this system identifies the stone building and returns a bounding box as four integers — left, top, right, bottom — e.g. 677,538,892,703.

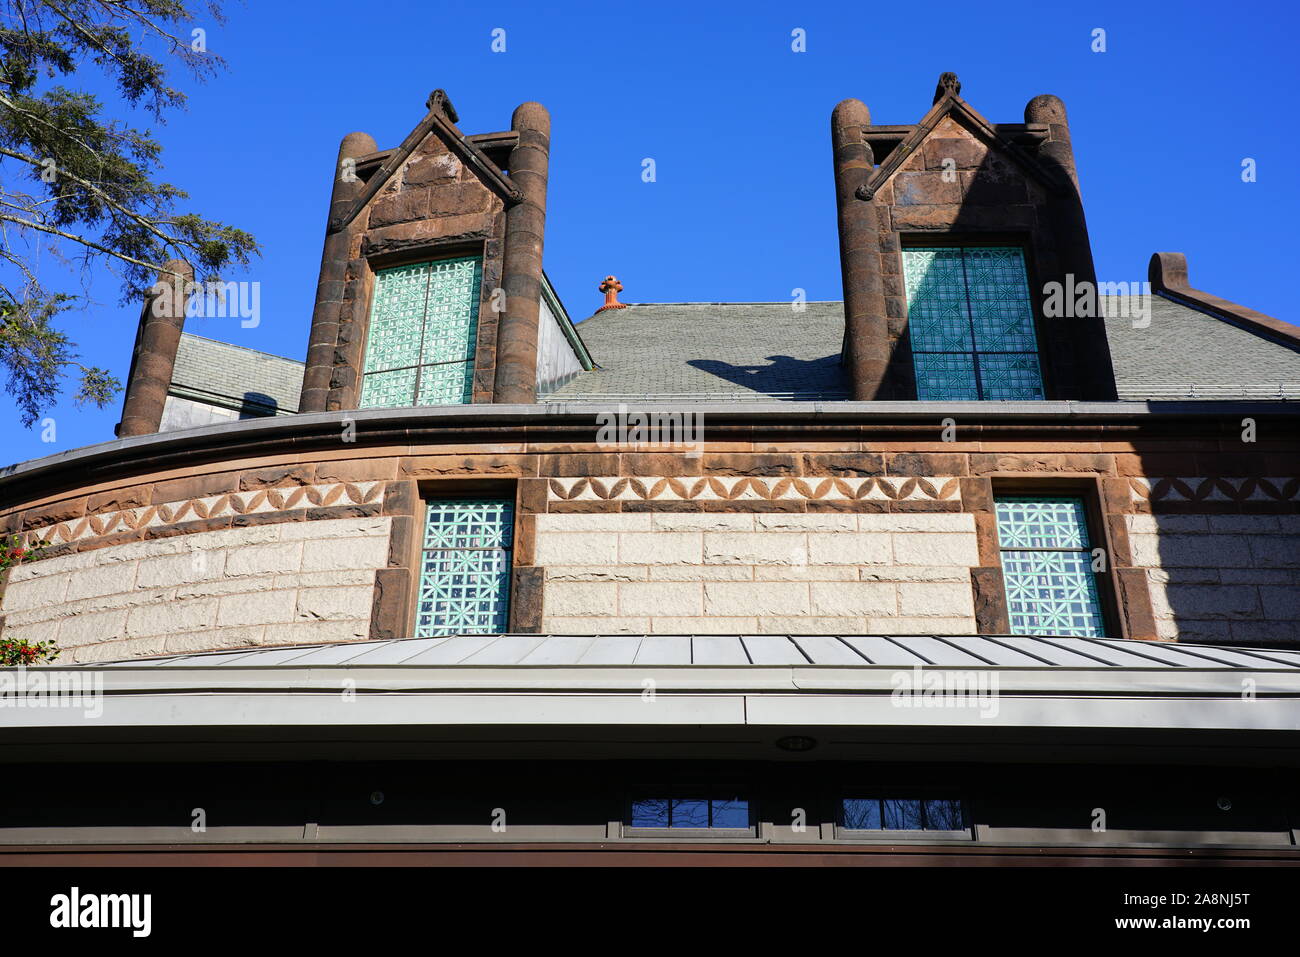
1,77,1299,864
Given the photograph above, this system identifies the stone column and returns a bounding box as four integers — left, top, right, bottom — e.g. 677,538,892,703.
1025,94,1114,399
493,102,550,404
117,259,194,437
831,98,888,400
299,131,378,413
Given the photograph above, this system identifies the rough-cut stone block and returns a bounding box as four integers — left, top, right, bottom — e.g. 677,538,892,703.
224,542,304,578
54,609,129,647
544,582,618,617
619,582,703,617
859,513,974,533
299,535,389,571
653,513,755,532
757,616,866,634
536,513,653,532
703,533,806,566
755,513,856,532
534,532,620,566
296,586,374,622
807,532,890,565
755,566,857,581
136,550,227,588
127,598,216,636
1,571,71,611
619,532,702,565
897,583,975,617
64,564,137,603
892,533,979,567
810,582,895,616
705,582,809,617
216,589,297,626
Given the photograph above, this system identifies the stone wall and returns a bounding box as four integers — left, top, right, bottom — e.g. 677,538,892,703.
534,512,979,634
2,517,388,662
1126,514,1300,645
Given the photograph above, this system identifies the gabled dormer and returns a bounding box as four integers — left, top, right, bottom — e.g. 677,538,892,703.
832,72,1117,401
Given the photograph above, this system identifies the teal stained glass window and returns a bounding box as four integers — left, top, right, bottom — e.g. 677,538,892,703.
995,496,1105,638
903,247,1044,400
359,256,482,408
415,499,513,637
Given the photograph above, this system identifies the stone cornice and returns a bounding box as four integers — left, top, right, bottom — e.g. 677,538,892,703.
1,400,1296,504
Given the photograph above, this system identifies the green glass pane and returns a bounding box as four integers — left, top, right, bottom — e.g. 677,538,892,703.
358,367,417,408
416,361,475,406
996,497,1091,548
362,263,428,373
1001,550,1105,638
913,352,979,400
977,352,1045,400
416,499,514,637
421,257,482,366
904,247,1044,401
423,500,515,549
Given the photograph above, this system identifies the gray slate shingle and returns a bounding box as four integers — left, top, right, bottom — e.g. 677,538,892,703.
550,296,1300,402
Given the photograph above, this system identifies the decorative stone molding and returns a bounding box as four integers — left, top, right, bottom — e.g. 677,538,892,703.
25,481,385,547
1129,477,1300,504
547,476,961,503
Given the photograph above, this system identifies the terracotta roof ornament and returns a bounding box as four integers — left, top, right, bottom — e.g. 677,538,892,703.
597,275,627,312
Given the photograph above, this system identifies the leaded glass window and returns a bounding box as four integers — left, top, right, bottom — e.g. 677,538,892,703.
995,496,1106,638
415,499,513,637
629,798,750,829
902,246,1044,400
359,256,482,408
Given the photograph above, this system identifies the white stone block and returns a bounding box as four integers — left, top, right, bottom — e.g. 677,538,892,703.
544,581,619,617
296,586,374,622
618,532,702,565
619,582,703,617
536,512,652,532
64,563,137,602
755,513,856,532
299,535,389,571
534,531,620,566
897,583,974,617
653,513,755,532
703,532,806,566
705,582,809,617
127,598,217,636
225,541,304,578
650,617,756,634
892,533,980,567
810,582,895,616
807,532,890,565
216,589,297,626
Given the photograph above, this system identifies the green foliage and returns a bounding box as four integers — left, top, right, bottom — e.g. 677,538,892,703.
0,1,259,427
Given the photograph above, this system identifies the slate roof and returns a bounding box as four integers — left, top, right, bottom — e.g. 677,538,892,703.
547,302,850,401
550,296,1300,402
171,333,304,415
79,632,1300,669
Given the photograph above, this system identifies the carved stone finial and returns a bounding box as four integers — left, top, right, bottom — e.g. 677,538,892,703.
933,72,961,104
426,89,459,124
597,275,627,312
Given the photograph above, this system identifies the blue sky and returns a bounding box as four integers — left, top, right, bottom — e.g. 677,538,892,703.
3,0,1296,463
